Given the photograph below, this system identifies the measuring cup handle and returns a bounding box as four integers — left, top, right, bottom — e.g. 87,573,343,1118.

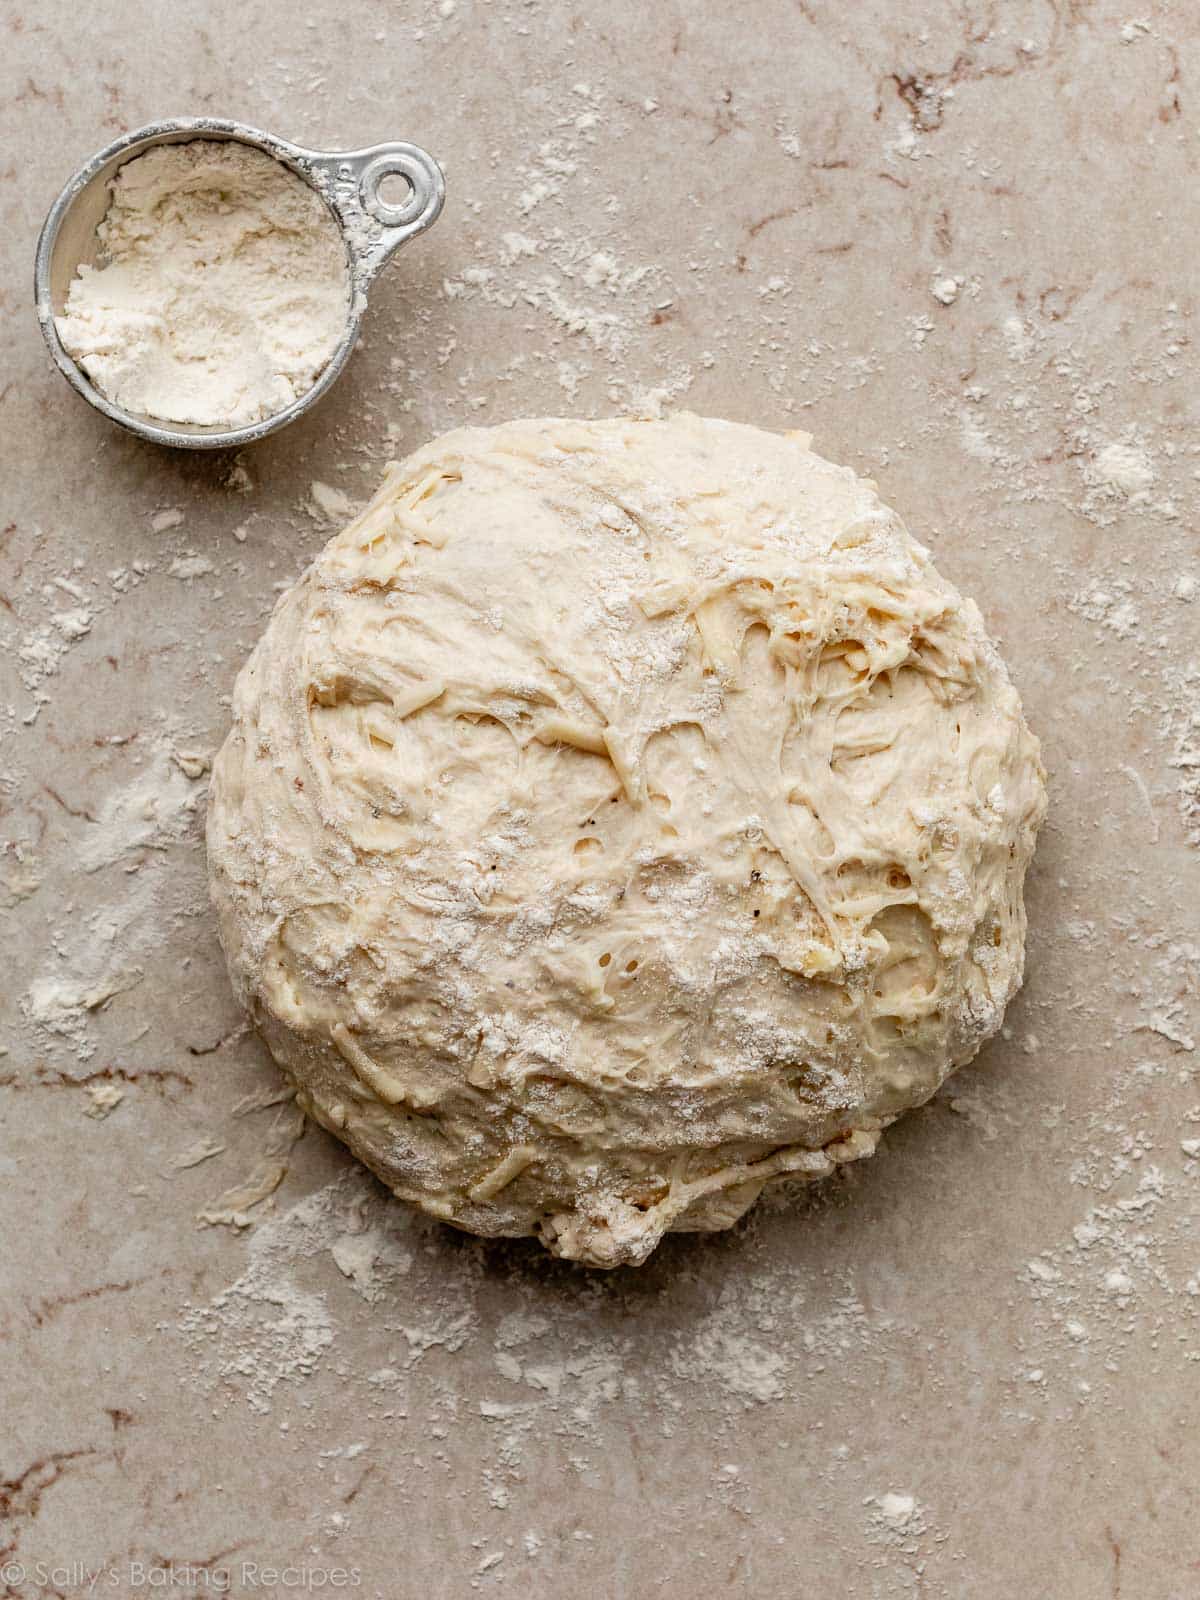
308,139,445,287
357,143,445,239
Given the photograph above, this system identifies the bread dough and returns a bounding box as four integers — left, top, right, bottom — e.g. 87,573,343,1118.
207,414,1046,1266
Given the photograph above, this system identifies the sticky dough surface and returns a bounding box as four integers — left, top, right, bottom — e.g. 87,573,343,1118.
207,414,1046,1266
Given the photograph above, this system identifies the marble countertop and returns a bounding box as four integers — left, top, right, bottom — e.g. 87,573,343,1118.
2,2,1197,1595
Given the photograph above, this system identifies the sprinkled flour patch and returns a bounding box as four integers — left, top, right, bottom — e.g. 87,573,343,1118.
866,1490,930,1547
23,868,161,1058
671,1318,788,1404
179,1174,424,1409
167,553,215,582
1092,440,1156,497
17,601,98,694
18,738,207,1058
180,1182,349,1412
77,747,201,873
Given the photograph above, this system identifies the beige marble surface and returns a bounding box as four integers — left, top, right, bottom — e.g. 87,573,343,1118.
2,2,1198,1595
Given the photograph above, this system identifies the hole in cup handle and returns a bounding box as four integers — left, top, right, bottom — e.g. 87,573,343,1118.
358,145,445,236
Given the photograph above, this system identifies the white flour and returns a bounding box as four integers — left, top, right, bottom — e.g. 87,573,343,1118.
56,140,350,428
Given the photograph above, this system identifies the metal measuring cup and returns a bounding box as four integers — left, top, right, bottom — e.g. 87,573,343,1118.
34,117,445,450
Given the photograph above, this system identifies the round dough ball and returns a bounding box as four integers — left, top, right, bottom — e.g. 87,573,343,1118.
208,414,1046,1266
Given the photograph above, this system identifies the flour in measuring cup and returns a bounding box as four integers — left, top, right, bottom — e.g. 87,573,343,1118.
56,140,351,429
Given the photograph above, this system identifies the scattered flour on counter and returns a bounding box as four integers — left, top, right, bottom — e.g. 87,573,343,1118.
670,1311,788,1404
170,1158,914,1505
875,1492,918,1526
1092,440,1156,497
78,747,201,873
180,1183,340,1414
19,741,207,1058
930,275,960,306
17,602,97,694
167,553,216,581
181,1174,420,1410
308,481,358,523
441,230,661,361
49,606,94,641
1069,584,1141,640
331,1230,400,1301
23,869,160,1058
866,1490,930,1549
